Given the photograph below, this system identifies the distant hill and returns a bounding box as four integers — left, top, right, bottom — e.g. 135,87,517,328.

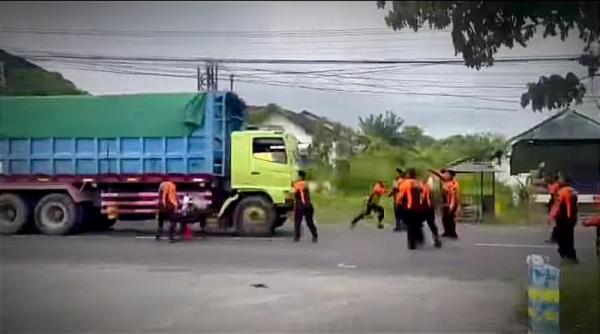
0,49,87,96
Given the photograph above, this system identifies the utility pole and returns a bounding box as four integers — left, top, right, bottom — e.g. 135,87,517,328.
0,62,6,90
197,66,201,91
214,62,219,91
230,74,234,91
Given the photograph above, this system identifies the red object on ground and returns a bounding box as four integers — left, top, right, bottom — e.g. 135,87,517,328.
184,225,193,240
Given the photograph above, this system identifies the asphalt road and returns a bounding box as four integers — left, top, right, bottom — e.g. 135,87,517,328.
1,221,597,333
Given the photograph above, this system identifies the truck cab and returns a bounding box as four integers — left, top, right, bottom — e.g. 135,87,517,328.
224,130,300,235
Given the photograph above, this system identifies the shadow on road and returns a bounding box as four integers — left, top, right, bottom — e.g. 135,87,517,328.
14,221,297,239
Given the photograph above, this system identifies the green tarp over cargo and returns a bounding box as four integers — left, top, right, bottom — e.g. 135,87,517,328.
0,92,207,138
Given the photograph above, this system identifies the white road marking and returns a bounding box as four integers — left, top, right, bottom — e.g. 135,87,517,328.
475,243,555,249
337,263,357,269
135,236,156,240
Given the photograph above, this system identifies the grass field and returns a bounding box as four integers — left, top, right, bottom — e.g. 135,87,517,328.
312,191,541,226
560,264,600,334
312,192,394,225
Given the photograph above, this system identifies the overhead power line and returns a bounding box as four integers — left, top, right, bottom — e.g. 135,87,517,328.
0,27,448,38
48,61,521,105
9,50,580,65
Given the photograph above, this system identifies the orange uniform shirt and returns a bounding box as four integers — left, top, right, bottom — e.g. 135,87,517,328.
548,182,560,195
421,182,433,209
369,183,387,205
550,186,578,220
442,180,460,210
397,178,423,210
293,180,311,206
158,181,178,212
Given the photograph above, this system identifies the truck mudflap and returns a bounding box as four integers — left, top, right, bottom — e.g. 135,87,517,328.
218,193,239,218
100,191,212,219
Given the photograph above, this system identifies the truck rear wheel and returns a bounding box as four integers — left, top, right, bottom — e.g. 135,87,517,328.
94,216,117,231
34,193,81,235
0,194,30,235
84,207,117,231
233,196,276,237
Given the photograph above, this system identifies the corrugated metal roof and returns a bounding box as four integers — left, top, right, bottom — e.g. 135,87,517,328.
509,108,600,143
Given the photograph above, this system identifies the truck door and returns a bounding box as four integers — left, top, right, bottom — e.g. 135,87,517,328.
251,137,291,190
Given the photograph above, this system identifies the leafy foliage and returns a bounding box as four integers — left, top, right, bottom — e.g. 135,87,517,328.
310,123,335,166
334,113,506,194
521,73,587,111
398,125,436,148
377,1,600,111
358,110,404,144
0,50,86,96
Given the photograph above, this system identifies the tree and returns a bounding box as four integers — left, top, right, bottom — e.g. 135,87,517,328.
377,1,600,111
398,125,436,148
0,49,87,96
310,123,334,166
358,110,404,144
434,133,506,161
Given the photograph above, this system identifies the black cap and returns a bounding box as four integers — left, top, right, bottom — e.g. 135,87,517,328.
405,167,417,178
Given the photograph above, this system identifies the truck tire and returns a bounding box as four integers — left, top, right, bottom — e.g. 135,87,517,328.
273,216,288,228
233,196,276,237
34,193,81,235
0,194,30,235
85,207,117,231
94,216,117,231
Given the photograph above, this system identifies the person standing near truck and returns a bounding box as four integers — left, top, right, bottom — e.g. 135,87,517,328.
293,170,318,243
350,181,387,230
156,181,183,243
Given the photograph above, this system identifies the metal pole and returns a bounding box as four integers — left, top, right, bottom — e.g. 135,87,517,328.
0,62,5,89
480,171,484,223
197,66,201,91
215,63,219,90
205,63,210,90
230,74,234,91
492,171,496,217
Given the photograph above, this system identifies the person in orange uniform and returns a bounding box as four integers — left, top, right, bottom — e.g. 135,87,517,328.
430,169,461,239
550,176,579,263
390,168,405,232
293,170,318,243
545,173,561,243
422,179,442,248
351,181,387,229
156,181,181,243
397,168,426,250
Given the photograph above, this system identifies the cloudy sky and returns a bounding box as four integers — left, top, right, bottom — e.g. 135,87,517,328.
1,1,597,138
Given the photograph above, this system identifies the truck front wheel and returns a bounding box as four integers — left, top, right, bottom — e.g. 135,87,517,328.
0,194,30,235
34,193,81,235
233,196,276,237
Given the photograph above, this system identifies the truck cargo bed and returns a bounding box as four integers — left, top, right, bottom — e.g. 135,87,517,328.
0,91,246,179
